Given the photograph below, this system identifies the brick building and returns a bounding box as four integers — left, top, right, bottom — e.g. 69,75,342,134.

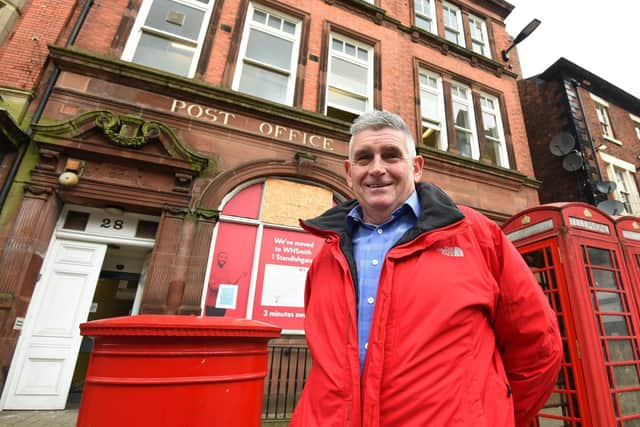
0,0,540,418
519,58,640,215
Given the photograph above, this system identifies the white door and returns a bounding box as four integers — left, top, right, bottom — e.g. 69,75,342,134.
0,239,107,410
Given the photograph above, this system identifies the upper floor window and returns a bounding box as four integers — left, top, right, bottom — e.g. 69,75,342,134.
480,93,508,167
590,93,616,140
325,34,374,122
451,82,478,159
601,153,640,215
596,104,614,139
415,0,437,34
122,0,215,77
419,70,447,150
631,114,640,140
232,4,301,105
468,14,490,57
442,2,464,46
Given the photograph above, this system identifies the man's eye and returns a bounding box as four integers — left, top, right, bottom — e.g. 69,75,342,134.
354,156,371,165
382,151,403,161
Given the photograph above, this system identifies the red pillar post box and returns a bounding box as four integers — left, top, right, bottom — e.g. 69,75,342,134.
504,203,640,427
77,315,281,427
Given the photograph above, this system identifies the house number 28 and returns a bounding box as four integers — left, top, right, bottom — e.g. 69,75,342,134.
100,218,124,230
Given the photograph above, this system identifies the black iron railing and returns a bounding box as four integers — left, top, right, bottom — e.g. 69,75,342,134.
263,345,311,420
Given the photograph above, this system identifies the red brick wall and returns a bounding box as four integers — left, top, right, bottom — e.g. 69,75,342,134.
518,77,582,203
520,76,640,205
579,87,640,179
0,0,76,90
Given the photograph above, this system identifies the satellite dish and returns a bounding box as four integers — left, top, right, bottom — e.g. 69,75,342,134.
562,150,583,172
598,200,626,216
595,180,617,194
549,132,575,156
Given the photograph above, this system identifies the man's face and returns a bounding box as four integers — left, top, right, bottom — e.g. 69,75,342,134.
345,128,423,225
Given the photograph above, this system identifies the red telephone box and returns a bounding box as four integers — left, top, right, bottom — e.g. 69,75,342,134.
503,203,640,427
616,217,640,293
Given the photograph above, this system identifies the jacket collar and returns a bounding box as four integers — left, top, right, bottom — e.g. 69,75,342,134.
302,182,464,238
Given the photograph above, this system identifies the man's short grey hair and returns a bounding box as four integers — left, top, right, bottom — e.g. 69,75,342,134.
349,111,416,160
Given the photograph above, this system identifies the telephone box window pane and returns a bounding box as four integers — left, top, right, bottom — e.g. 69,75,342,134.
538,392,568,417
625,418,640,426
609,340,635,361
593,269,619,289
603,315,629,336
613,365,640,387
618,391,640,416
588,247,614,267
523,249,545,268
537,418,566,426
597,291,624,312
222,182,263,219
63,211,90,231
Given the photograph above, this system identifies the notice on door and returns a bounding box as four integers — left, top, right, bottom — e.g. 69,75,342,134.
252,227,324,331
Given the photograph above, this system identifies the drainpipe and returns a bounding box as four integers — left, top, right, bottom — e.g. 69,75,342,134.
0,0,94,211
571,78,603,204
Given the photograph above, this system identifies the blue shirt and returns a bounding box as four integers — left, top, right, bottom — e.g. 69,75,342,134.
346,191,420,373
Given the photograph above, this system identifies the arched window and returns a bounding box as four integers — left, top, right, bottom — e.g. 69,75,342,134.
202,178,340,333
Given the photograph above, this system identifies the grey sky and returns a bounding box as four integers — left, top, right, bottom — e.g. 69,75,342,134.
505,1,639,99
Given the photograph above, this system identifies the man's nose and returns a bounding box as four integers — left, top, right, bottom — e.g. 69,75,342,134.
368,155,386,174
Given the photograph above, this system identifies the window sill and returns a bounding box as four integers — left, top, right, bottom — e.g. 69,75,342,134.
602,135,623,146
408,26,517,79
324,0,387,24
419,145,539,189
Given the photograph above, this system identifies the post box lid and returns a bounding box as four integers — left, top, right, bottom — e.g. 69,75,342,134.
80,315,282,338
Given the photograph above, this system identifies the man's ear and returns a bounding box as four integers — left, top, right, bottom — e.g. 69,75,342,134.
344,159,353,188
413,155,424,182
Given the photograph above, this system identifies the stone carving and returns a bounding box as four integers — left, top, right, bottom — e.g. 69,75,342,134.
95,111,163,148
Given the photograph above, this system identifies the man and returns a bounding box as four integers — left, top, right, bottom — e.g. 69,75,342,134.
291,111,562,426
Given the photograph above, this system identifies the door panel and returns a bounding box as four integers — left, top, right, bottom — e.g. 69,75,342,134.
1,239,107,410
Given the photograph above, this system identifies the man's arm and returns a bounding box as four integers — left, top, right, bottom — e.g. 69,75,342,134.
492,228,563,427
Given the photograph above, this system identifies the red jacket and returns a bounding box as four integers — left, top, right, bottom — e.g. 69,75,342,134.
292,183,562,427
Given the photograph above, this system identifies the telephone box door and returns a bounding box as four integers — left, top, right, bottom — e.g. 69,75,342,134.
519,239,591,427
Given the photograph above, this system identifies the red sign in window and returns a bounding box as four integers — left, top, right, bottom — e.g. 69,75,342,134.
204,222,257,318
251,227,324,331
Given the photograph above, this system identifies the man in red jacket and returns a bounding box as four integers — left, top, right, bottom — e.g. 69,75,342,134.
292,110,562,426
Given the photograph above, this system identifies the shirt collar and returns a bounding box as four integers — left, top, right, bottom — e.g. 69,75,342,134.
346,190,420,231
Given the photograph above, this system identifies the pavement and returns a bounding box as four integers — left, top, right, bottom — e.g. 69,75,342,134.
0,409,79,426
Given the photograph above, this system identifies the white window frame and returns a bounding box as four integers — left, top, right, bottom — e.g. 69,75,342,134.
451,81,479,160
630,113,640,140
601,152,640,215
590,92,619,142
442,2,464,47
419,69,448,151
414,0,437,35
468,14,490,58
325,33,374,117
231,3,301,106
122,0,215,77
480,92,508,168
595,103,614,139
